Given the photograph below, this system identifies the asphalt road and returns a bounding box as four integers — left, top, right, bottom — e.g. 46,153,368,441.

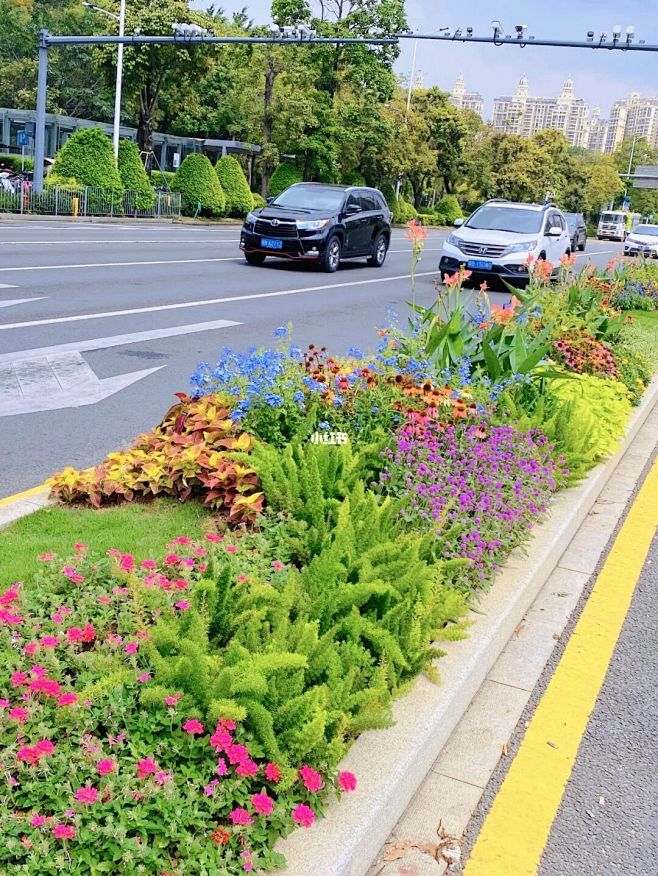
0,219,624,497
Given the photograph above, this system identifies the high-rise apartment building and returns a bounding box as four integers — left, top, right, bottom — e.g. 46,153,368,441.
606,93,658,151
449,75,485,117
492,76,591,147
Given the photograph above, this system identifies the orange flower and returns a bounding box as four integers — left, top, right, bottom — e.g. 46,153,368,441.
405,219,429,241
559,252,577,269
490,304,514,324
524,254,536,269
444,267,472,288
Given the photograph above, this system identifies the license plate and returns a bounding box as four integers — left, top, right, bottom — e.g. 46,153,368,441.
467,259,493,271
260,237,283,250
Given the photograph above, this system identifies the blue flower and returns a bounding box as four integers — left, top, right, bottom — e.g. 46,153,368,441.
263,393,285,408
274,326,288,337
318,421,331,431
333,395,344,408
347,346,364,359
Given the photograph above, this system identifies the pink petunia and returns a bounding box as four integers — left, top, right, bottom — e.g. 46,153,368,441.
0,698,8,708
24,642,38,656
137,673,151,684
338,771,357,792
52,824,75,840
229,807,253,826
164,553,180,565
124,641,138,654
215,758,228,776
40,635,59,649
271,561,284,572
74,786,99,805
97,759,116,776
182,719,204,735
17,746,40,765
209,725,232,752
264,762,282,783
292,803,315,828
136,757,158,779
140,559,157,570
35,740,55,757
204,533,222,543
236,758,259,778
165,693,181,707
251,792,274,817
154,770,173,785
173,578,189,590
174,600,189,611
11,671,28,688
9,706,29,724
119,553,135,573
58,692,78,706
29,677,61,698
299,765,323,793
31,813,47,828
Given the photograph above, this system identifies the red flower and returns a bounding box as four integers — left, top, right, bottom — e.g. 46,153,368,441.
264,762,282,783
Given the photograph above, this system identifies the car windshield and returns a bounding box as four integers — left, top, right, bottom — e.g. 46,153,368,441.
601,212,623,223
273,185,345,212
466,205,543,234
633,225,658,236
564,213,581,224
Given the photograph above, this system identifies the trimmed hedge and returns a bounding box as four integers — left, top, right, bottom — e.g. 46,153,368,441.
251,192,266,209
0,154,33,172
269,163,302,197
435,194,463,225
151,170,175,190
171,153,226,217
215,155,253,217
118,139,155,212
392,197,417,224
50,128,123,196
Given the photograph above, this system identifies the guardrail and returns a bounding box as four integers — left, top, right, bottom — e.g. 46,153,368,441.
0,183,181,218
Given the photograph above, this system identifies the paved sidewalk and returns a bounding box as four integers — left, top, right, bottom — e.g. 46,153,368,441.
368,404,658,876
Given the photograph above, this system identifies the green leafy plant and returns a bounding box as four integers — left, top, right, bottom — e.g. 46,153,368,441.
171,153,226,217
434,194,462,224
215,155,253,217
268,163,302,197
50,127,124,197
117,138,155,212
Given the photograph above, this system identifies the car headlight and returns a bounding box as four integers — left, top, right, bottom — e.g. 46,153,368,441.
296,218,330,231
245,211,258,225
507,240,538,254
446,233,462,248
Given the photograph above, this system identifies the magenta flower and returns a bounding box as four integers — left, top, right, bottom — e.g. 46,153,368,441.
229,807,253,826
251,792,274,817
292,803,315,827
264,762,282,783
74,785,99,805
97,758,116,776
58,692,78,706
141,559,158,570
9,706,29,723
204,533,222,543
338,771,357,792
124,641,138,654
137,673,151,684
299,764,323,793
136,757,158,779
11,671,28,688
182,719,204,735
40,635,59,648
174,600,190,611
271,560,284,571
52,824,75,840
31,814,47,828
165,692,181,707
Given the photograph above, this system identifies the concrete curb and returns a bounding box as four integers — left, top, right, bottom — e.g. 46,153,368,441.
0,214,175,225
275,375,658,876
0,485,51,528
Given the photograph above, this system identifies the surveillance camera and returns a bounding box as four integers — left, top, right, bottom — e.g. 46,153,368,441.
515,24,527,33
269,23,281,34
466,26,473,36
491,19,503,32
626,25,635,39
612,24,622,37
586,30,594,40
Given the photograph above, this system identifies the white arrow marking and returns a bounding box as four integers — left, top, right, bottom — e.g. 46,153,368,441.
0,297,46,309
0,283,19,289
0,352,164,417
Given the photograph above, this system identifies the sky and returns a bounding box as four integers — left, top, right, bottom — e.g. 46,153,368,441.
190,0,657,119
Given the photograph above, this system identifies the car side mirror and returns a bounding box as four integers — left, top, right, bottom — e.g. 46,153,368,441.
266,196,274,204
345,203,361,215
453,218,464,227
547,227,562,237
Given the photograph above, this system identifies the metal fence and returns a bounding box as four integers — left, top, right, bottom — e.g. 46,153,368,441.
0,184,181,218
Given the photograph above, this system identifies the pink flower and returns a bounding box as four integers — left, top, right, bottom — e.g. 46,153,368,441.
38,552,56,562
136,757,158,779
173,578,189,590
58,692,78,706
251,792,274,817
174,600,190,611
31,664,46,676
226,743,250,765
74,785,99,805
11,671,28,688
97,759,116,776
209,725,232,752
154,770,173,785
30,677,61,698
237,574,249,583
225,545,237,554
299,764,323,793
0,698,8,708
204,533,222,543
292,803,315,828
137,673,151,684
62,566,85,584
182,719,204,735
17,746,40,765
164,553,180,565
165,692,181,707
271,561,284,572
229,807,253,826
338,771,357,792
236,759,259,778
170,536,191,546
140,559,157,570
35,739,55,757
119,553,135,573
97,595,111,605
9,706,29,723
124,641,138,655
51,612,63,625
194,546,207,557
215,758,228,776
52,824,75,840
31,813,47,828
105,634,122,647
198,563,208,572
40,635,59,648
24,642,38,656
180,558,195,569
74,543,87,551
264,762,282,783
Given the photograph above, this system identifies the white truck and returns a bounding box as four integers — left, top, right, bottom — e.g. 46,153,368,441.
597,210,641,242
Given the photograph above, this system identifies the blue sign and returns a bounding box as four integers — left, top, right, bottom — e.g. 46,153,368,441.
17,131,29,147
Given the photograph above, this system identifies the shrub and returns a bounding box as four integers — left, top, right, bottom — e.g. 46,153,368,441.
435,194,462,225
392,198,417,224
0,153,33,172
215,155,253,217
171,153,226,217
269,163,302,198
251,191,266,209
117,139,155,212
341,170,366,187
151,169,175,190
380,183,395,209
432,212,448,226
50,128,123,196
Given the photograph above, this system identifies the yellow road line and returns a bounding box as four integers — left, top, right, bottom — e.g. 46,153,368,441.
0,484,48,507
464,455,658,876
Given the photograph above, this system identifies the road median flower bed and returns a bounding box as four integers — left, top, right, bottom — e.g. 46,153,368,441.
4,253,658,873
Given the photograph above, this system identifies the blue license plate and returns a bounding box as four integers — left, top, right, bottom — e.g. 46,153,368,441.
467,259,493,271
261,237,283,250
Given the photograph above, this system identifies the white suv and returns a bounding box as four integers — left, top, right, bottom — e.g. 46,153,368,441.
439,199,572,288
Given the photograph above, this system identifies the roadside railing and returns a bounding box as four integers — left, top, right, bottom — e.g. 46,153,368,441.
0,184,181,219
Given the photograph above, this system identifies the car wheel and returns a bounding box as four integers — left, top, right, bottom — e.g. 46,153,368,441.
245,251,266,266
368,234,388,268
320,235,341,273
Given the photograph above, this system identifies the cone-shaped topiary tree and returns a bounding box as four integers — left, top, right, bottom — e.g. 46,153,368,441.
268,162,302,198
118,139,155,212
50,128,123,196
171,153,226,217
215,155,253,217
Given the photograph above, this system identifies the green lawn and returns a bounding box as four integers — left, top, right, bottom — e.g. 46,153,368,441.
0,499,213,587
629,309,658,327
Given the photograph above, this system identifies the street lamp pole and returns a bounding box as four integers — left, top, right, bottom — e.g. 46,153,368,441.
113,0,126,161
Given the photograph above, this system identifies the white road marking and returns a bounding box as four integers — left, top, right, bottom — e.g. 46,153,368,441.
0,283,19,289
0,319,241,364
0,271,439,331
574,249,619,258
0,239,241,245
0,297,46,310
0,256,242,272
0,351,164,417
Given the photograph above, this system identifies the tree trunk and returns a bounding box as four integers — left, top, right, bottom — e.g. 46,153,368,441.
261,58,278,197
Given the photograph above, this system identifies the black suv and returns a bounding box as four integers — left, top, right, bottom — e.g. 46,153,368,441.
564,212,587,252
240,183,392,272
